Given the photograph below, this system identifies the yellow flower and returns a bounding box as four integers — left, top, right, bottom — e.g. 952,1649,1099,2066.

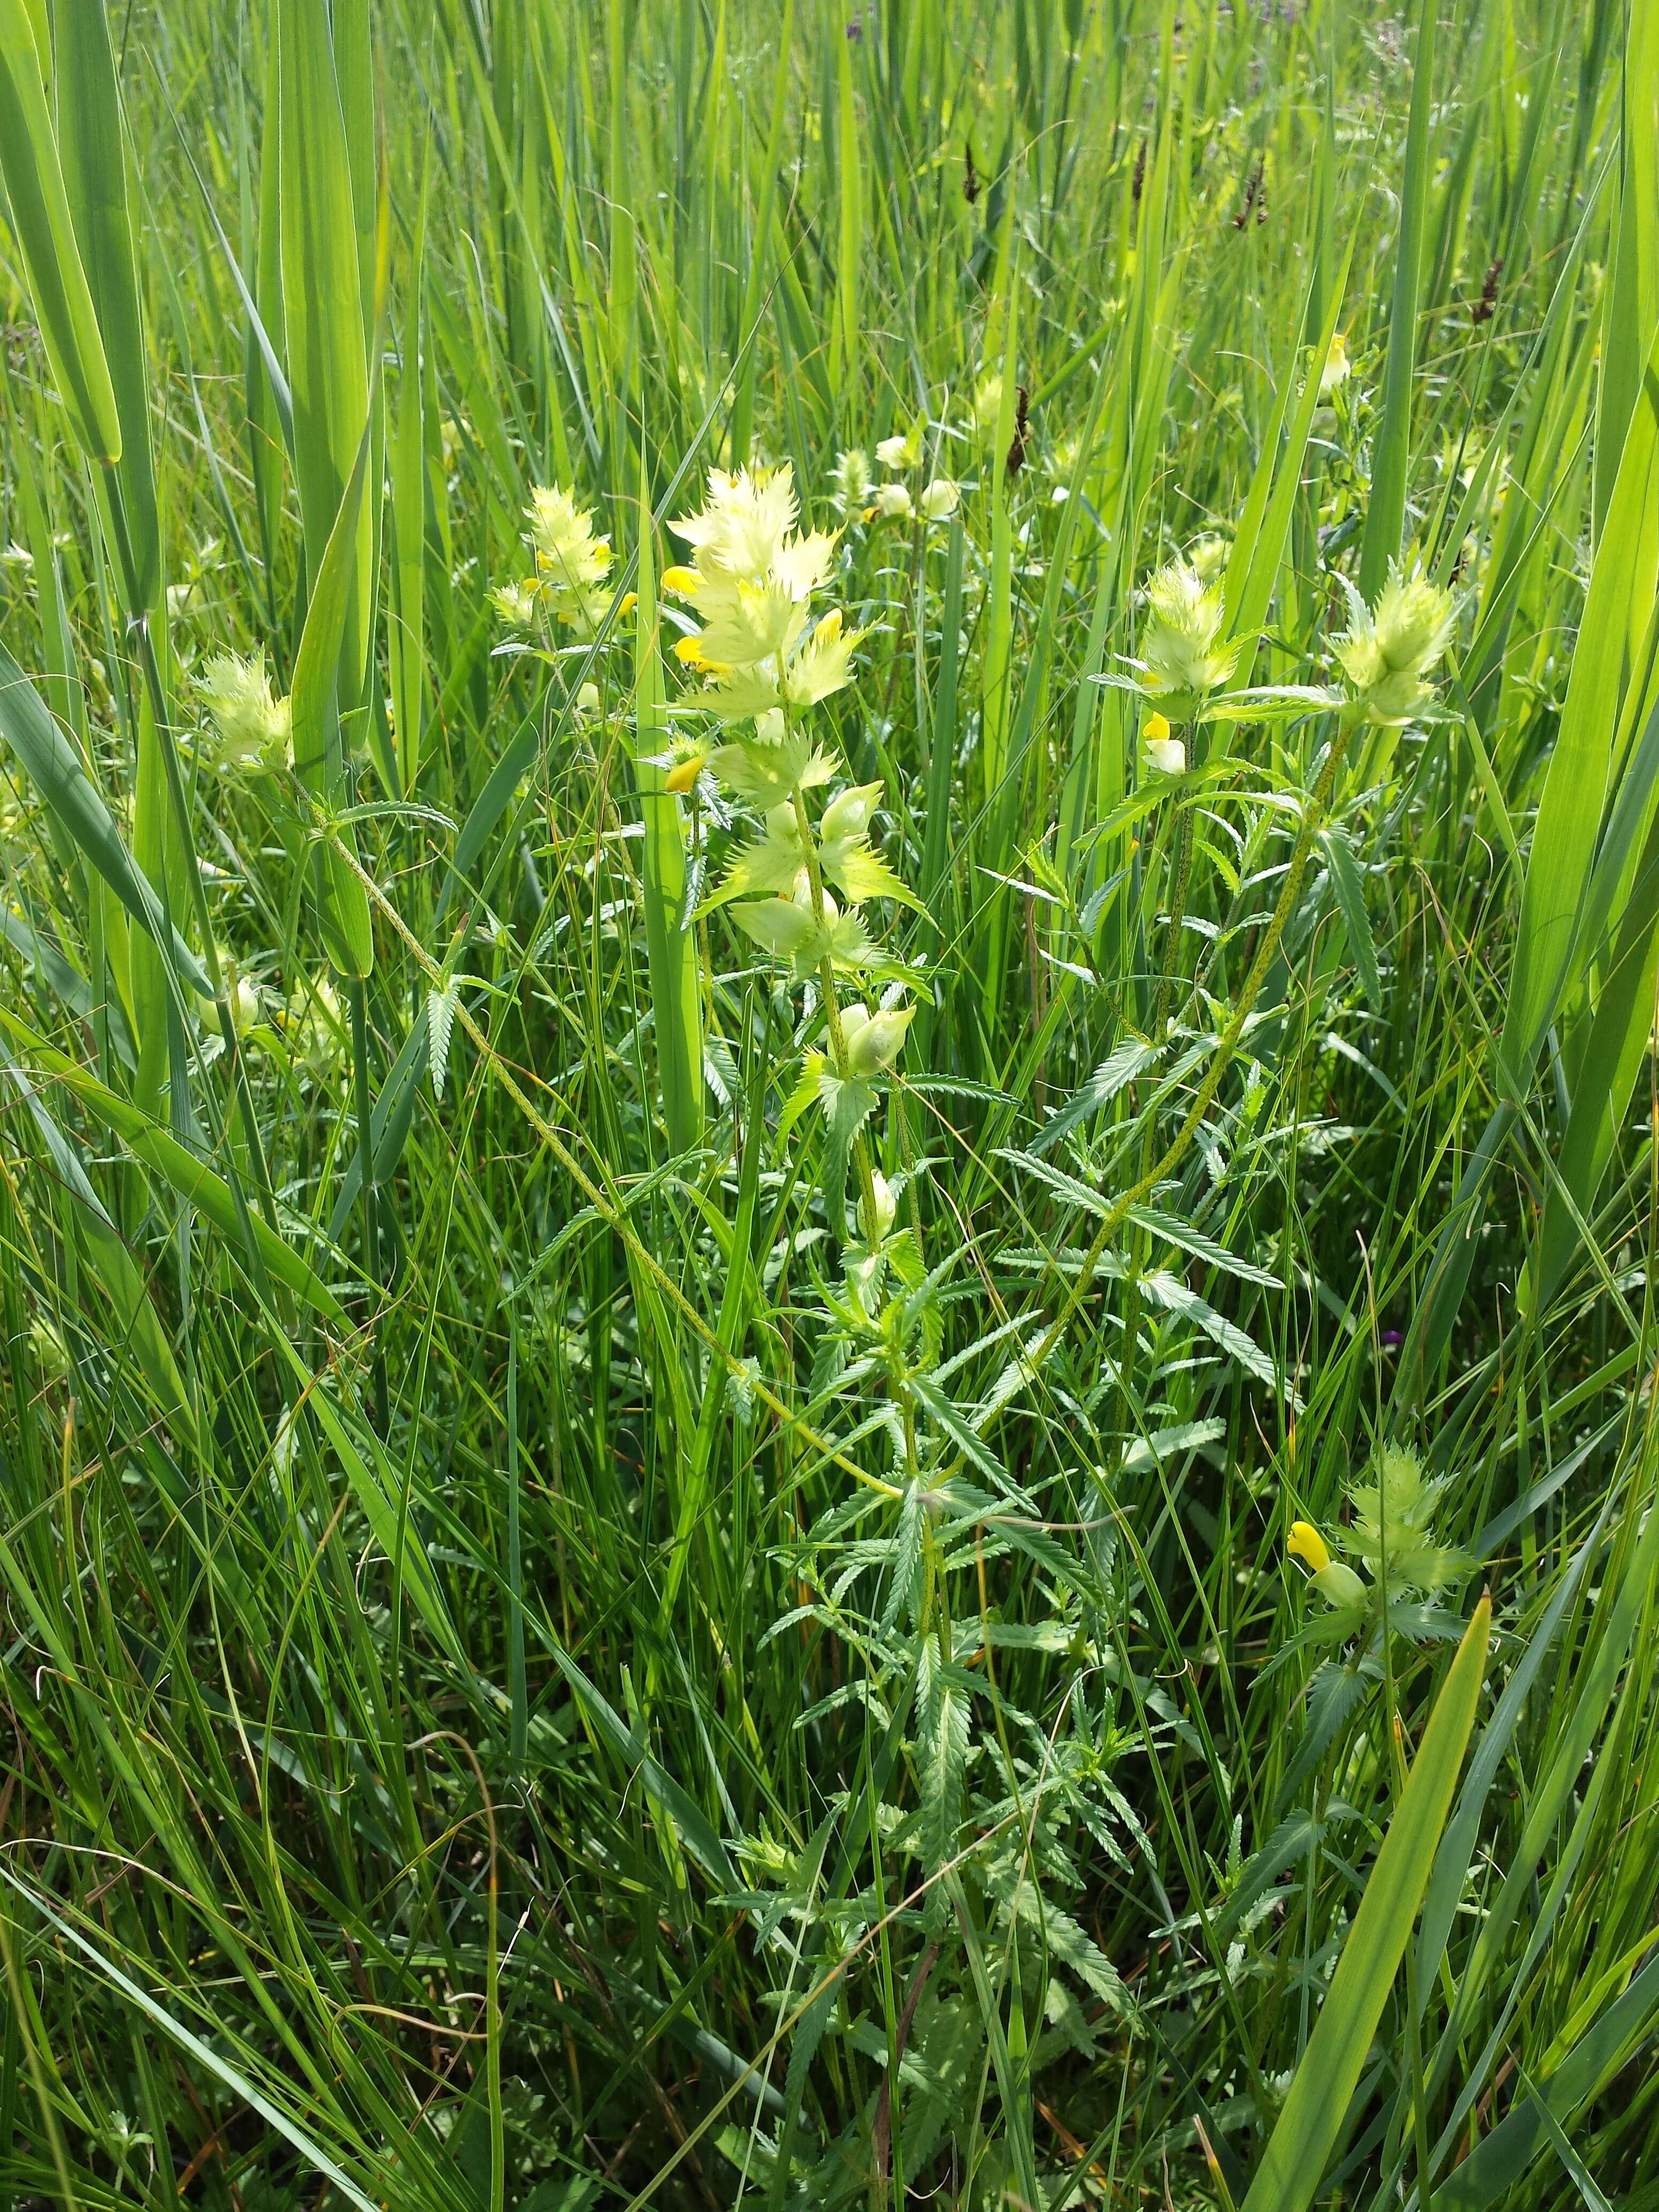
1287,1521,1332,1574
1143,709,1186,777
1320,330,1352,396
782,608,863,707
664,750,708,794
491,579,540,630
1287,1520,1368,1607
667,464,862,746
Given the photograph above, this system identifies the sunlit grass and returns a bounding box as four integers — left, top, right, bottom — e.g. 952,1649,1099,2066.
1,3,1657,2209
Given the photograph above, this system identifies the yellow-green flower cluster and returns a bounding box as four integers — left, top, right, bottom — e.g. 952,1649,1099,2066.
197,649,290,776
869,424,958,525
493,485,633,637
1137,560,1239,713
662,464,861,724
661,465,917,1187
1288,1446,1469,1613
1332,563,1455,725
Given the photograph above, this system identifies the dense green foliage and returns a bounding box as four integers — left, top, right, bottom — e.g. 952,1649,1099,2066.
2,1,1658,2208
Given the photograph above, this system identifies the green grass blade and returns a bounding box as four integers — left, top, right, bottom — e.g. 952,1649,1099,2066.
1358,0,1437,597
1503,331,1659,1085
0,644,209,996
633,456,704,1154
0,0,121,462
278,0,372,705
1240,1598,1491,2212
1591,0,1659,537
52,0,159,610
0,1012,347,1324
288,420,376,980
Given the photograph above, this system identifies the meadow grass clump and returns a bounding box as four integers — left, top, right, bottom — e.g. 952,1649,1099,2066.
2,3,1659,2209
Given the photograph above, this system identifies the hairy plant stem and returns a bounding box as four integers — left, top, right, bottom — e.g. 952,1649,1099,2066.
789,780,883,1246
1033,715,1358,1372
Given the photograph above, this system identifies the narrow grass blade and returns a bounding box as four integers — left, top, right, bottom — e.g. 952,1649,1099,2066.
1591,0,1659,536
278,0,372,703
0,1036,193,1441
633,457,704,1153
1434,1946,1659,2210
289,423,376,980
53,0,159,609
1358,0,1436,597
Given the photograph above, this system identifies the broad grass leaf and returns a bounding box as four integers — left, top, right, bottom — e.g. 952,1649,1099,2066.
0,0,121,461
1240,1598,1490,2212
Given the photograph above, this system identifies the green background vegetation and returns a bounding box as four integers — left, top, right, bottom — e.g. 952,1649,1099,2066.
1,0,1658,2207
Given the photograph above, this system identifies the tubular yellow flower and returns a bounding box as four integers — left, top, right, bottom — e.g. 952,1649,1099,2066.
1287,1520,1332,1574
1143,707,1186,777
664,750,708,794
661,566,700,596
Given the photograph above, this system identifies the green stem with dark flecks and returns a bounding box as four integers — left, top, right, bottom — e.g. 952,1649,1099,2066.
1034,715,1358,1371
